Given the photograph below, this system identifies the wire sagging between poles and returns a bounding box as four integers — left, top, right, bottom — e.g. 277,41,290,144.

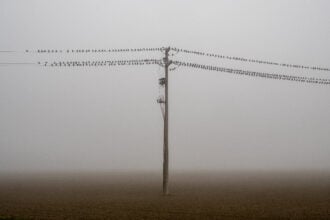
171,47,330,72
173,60,330,85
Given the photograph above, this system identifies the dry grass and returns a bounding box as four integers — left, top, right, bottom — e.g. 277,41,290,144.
0,171,329,219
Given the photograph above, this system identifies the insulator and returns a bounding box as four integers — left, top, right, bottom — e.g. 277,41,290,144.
157,98,165,104
159,77,166,86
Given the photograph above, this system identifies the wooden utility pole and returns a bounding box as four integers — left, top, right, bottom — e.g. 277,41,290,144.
163,47,171,195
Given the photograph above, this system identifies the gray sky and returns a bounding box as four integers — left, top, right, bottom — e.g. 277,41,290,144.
0,0,329,172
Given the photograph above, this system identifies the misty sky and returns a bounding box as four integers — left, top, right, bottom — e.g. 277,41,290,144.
0,0,329,172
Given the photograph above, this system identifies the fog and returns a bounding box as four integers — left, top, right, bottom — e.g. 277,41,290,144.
0,0,329,172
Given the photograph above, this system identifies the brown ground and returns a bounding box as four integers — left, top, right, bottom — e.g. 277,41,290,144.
0,171,329,220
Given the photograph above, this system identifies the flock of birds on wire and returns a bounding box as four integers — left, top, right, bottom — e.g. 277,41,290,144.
173,61,330,85
38,59,162,67
27,48,162,53
25,47,330,72
3,47,330,85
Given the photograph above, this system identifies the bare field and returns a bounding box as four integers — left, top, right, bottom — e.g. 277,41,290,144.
0,171,329,219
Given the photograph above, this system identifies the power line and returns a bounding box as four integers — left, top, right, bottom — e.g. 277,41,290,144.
0,62,37,65
171,47,330,72
3,46,330,72
22,47,164,53
0,48,164,53
38,59,162,67
173,60,330,85
1,47,330,85
0,59,162,67
2,59,329,85
2,46,330,72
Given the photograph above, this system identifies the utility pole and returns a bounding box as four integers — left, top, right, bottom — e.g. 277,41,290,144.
162,47,171,195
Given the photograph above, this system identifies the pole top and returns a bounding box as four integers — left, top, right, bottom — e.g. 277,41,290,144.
165,47,171,53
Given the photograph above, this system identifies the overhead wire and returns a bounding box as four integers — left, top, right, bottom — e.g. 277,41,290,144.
37,59,162,67
23,47,164,54
171,47,330,72
0,62,38,65
173,60,330,85
2,46,329,72
1,47,330,85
